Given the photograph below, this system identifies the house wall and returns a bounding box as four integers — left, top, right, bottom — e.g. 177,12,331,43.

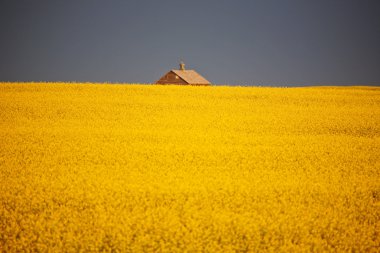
156,71,188,85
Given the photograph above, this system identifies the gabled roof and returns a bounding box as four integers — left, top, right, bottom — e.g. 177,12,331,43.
171,69,211,85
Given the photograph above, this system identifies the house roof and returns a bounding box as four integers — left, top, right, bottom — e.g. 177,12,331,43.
171,69,211,85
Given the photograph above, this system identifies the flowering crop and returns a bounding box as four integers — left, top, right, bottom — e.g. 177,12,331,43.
0,83,379,252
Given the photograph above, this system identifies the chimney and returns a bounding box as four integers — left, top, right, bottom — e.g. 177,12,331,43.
179,61,185,71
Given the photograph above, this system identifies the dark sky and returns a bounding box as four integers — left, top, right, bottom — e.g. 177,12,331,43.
0,0,379,86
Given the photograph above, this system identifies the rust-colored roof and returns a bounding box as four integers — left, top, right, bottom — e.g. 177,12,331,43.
171,69,211,85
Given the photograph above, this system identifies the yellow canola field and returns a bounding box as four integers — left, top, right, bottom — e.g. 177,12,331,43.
0,82,379,252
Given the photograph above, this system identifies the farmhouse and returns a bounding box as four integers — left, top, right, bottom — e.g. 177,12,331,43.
155,62,211,86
